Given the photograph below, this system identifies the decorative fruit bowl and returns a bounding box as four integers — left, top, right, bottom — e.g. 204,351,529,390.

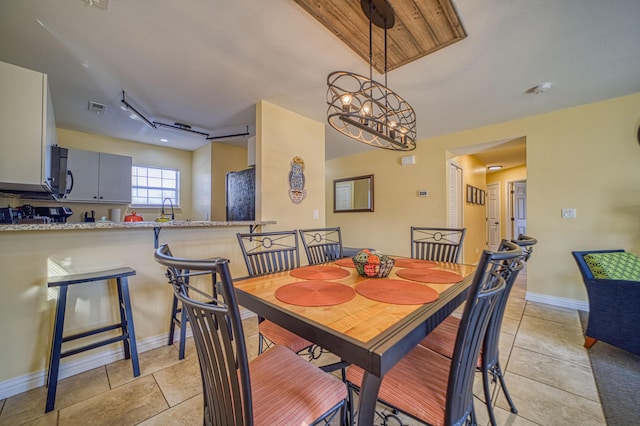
352,249,395,278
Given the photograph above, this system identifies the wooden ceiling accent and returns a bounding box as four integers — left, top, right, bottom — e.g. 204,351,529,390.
293,0,466,73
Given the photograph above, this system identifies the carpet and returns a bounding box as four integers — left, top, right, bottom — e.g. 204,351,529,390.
579,311,640,425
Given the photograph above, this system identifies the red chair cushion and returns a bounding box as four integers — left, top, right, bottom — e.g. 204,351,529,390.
251,345,347,425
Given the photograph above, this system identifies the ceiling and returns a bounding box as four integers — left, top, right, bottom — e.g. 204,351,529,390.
1,0,639,166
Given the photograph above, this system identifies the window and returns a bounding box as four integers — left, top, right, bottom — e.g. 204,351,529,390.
131,165,180,207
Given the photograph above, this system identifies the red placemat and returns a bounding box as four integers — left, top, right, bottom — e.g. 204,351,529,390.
392,258,438,269
334,258,356,268
356,279,439,305
396,268,463,284
275,280,356,306
290,265,351,280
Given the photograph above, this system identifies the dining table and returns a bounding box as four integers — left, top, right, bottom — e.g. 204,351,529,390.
233,256,477,425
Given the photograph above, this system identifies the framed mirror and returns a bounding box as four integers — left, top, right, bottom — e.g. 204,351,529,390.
333,174,374,212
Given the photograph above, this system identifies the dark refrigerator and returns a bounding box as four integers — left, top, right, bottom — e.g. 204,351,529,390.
226,167,255,221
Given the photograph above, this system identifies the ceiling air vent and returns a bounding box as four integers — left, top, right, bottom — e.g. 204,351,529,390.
88,101,107,114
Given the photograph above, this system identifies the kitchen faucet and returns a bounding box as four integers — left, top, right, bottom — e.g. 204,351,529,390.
161,198,175,220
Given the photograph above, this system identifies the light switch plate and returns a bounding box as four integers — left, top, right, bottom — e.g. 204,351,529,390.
561,208,576,219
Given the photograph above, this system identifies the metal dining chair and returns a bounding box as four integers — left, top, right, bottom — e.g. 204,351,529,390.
345,242,522,425
411,226,467,263
236,231,316,356
154,244,347,425
419,234,537,426
299,227,344,265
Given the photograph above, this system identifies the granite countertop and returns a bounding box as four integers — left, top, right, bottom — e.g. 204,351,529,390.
0,220,276,232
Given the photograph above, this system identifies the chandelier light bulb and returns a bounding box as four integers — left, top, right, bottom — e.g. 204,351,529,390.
340,94,352,111
388,120,398,139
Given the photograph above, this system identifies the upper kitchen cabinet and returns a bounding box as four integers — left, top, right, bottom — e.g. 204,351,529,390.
0,61,57,193
64,148,132,204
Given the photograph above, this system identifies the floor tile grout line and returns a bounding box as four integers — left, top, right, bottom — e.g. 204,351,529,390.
509,340,591,369
503,369,602,405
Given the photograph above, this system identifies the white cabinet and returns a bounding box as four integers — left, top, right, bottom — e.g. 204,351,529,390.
0,61,57,192
65,148,132,203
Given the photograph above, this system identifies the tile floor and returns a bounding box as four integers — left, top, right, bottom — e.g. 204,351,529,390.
0,267,606,425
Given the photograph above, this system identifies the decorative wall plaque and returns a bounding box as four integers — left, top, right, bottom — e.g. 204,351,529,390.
288,156,307,204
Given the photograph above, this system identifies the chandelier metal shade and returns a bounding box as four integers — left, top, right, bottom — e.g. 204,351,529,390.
326,0,416,151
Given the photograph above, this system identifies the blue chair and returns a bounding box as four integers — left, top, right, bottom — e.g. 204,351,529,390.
572,250,640,355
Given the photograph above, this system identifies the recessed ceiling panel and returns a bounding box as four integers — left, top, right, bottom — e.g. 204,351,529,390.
292,0,466,73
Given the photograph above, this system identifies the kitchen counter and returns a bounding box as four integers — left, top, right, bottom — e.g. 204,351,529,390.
0,219,268,392
0,220,276,249
0,220,275,232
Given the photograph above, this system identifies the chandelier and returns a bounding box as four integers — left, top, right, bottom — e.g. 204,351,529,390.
327,0,416,151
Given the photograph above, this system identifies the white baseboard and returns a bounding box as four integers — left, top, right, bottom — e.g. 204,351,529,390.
0,309,256,400
526,291,589,312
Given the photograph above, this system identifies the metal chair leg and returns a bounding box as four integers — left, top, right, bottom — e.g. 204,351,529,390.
483,361,517,426
495,361,518,413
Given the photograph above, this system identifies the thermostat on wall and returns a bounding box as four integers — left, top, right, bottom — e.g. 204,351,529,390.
401,155,416,165
418,190,429,197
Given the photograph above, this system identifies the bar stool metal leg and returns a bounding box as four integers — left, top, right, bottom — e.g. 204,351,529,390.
167,294,179,346
117,276,140,376
46,285,68,413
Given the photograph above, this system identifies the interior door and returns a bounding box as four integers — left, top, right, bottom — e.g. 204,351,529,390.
335,181,353,210
512,181,527,238
487,183,500,250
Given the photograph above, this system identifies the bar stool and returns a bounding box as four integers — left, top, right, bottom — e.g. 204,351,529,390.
167,269,217,360
46,267,140,413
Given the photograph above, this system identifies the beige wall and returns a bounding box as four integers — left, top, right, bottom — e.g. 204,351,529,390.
256,100,325,230
210,143,249,221
327,92,640,304
192,143,212,221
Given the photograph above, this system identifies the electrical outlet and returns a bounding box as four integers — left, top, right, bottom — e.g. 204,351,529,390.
561,208,576,219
